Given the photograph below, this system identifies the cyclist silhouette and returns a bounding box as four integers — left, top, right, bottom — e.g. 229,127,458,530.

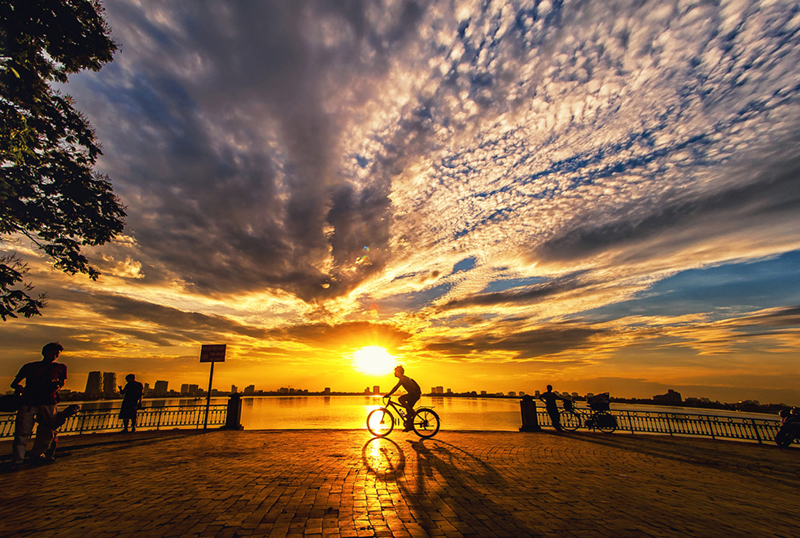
386,365,421,431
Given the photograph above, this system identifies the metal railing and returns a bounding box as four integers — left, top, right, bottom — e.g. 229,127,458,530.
0,404,228,438
537,406,782,444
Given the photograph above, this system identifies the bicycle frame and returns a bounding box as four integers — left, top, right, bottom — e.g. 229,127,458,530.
384,397,413,421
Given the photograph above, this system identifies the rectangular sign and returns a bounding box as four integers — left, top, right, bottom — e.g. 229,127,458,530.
200,344,227,363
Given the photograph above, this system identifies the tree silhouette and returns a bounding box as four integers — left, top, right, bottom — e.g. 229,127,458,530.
0,0,125,320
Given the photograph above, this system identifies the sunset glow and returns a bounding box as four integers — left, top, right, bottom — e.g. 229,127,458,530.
353,347,396,377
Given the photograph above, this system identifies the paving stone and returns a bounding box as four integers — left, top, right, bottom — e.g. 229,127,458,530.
1,430,799,537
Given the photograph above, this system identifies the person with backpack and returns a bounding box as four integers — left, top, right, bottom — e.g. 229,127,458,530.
7,342,67,470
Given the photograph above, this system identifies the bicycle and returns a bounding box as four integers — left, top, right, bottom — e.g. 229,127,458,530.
366,395,441,438
559,394,617,434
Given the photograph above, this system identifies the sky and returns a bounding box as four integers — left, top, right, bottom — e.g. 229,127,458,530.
2,0,800,404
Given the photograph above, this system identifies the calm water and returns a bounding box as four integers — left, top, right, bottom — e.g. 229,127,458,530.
74,395,779,431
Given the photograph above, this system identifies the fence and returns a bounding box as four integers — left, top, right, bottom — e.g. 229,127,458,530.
0,404,229,438
536,406,782,444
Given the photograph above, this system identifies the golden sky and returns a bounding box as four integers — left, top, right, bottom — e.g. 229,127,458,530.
2,0,800,405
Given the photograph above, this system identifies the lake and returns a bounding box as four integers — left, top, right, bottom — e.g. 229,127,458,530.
74,395,779,431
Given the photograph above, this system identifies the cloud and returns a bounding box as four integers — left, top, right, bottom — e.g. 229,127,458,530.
421,319,605,360
722,306,800,329
266,320,411,351
71,0,426,302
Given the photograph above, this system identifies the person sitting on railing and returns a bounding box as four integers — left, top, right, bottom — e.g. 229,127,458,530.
539,385,566,431
119,374,144,433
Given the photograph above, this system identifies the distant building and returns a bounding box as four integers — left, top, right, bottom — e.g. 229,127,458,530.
519,391,526,396
508,391,517,397
154,380,168,396
373,385,380,394
244,385,255,395
480,391,487,396
585,392,594,399
446,388,452,394
572,392,579,399
279,387,289,394
653,389,683,404
534,390,541,397
189,384,199,395
686,397,711,405
231,385,238,393
85,371,102,396
364,387,371,394
323,387,331,394
102,372,117,396
180,383,189,395
143,382,150,395
432,386,444,394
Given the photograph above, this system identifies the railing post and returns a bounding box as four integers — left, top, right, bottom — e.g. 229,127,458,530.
751,419,762,445
706,416,715,439
627,411,634,434
223,393,243,430
666,414,673,436
79,412,86,435
156,407,163,431
519,395,542,432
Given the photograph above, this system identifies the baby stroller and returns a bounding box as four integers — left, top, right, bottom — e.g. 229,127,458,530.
587,392,611,411
585,393,617,433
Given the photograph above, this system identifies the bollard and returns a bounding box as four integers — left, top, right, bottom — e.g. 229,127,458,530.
519,395,542,432
223,392,243,430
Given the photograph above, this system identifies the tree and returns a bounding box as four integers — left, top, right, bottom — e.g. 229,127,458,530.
0,0,126,320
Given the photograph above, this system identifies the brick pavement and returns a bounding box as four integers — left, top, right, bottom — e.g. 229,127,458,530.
1,429,799,538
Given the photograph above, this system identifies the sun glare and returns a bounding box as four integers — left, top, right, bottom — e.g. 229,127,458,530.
353,346,396,376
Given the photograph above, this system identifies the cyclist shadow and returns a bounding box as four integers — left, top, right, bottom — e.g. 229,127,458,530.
402,438,544,537
361,437,406,481
359,436,543,536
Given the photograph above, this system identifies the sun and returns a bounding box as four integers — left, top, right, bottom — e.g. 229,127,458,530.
352,346,396,376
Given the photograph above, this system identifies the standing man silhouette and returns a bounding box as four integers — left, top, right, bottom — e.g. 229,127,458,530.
539,384,565,432
119,374,144,433
9,342,67,469
386,365,421,432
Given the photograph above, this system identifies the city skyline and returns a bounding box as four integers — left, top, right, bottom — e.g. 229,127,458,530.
44,371,776,408
2,1,800,406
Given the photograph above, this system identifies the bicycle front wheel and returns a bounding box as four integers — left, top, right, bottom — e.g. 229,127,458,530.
560,410,581,432
367,407,394,437
412,408,440,438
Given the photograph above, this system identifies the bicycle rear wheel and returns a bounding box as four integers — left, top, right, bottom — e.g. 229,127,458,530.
412,408,440,438
367,407,394,437
560,410,581,431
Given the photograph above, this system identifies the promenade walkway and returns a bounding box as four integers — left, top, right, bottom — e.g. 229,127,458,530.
1,430,798,537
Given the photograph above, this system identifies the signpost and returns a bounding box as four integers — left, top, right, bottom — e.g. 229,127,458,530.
200,344,227,429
